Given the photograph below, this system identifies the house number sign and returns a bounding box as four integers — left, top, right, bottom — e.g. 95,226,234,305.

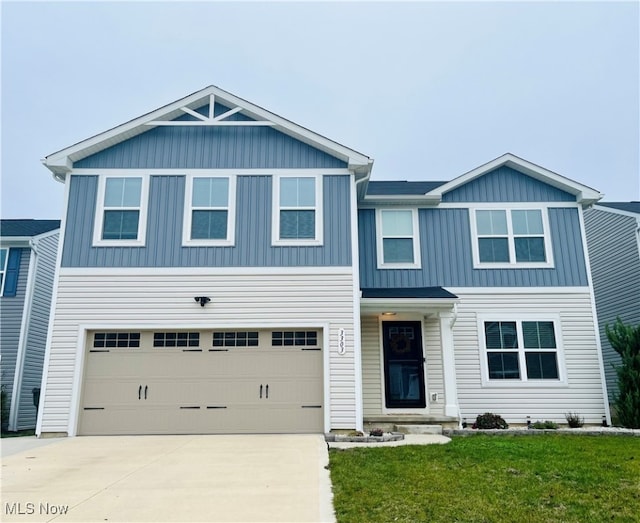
338,328,346,355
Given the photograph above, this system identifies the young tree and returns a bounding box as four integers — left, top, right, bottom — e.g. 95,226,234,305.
606,319,640,428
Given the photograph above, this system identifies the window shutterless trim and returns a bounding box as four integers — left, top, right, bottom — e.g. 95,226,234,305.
182,174,236,246
469,206,555,269
271,174,323,246
375,208,422,269
477,314,566,387
92,174,149,247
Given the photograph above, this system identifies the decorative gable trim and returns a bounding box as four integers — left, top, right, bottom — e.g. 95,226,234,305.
43,85,373,180
425,153,602,207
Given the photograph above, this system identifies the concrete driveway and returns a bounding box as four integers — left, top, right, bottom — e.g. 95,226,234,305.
1,434,334,522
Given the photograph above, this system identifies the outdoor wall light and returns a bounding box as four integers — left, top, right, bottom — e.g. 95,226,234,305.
194,296,211,307
381,312,396,316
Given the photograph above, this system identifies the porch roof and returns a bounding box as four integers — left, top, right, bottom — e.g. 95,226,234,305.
360,287,458,315
361,287,458,299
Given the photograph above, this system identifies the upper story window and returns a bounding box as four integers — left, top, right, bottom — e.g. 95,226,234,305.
183,175,236,246
0,248,8,295
471,208,553,268
272,175,323,245
93,176,148,246
480,317,563,386
376,209,421,269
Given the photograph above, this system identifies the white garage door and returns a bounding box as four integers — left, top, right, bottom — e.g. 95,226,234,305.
79,329,324,435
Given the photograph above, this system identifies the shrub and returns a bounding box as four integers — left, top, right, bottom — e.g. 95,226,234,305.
565,412,584,428
473,412,509,430
532,420,558,430
606,319,640,429
369,428,384,437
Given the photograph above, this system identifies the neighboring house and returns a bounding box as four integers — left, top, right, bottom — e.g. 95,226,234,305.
37,86,609,437
584,202,640,409
0,220,60,431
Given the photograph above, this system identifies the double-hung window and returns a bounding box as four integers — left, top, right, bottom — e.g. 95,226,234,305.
0,248,8,295
94,176,148,246
376,209,421,268
273,175,322,245
472,208,553,268
183,176,235,246
481,318,562,384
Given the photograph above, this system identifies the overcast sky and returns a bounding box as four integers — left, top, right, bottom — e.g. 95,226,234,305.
2,1,639,220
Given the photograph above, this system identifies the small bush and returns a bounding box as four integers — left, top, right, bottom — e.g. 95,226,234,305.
532,420,558,430
347,430,364,437
369,428,384,437
565,411,584,428
473,412,509,430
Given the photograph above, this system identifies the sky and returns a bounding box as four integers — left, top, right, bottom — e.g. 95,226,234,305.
1,1,639,220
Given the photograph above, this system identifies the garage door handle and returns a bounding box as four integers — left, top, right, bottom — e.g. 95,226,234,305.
259,384,263,399
138,385,142,400
265,384,269,399
144,385,148,400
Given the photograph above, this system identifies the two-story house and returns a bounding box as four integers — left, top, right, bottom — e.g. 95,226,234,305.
1,219,60,432
37,86,609,437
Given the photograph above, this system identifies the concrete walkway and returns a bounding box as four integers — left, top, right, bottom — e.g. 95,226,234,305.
327,433,451,449
1,435,334,523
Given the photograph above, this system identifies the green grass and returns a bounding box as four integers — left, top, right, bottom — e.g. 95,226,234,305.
329,435,640,523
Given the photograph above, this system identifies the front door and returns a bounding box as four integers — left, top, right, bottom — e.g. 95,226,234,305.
382,321,426,408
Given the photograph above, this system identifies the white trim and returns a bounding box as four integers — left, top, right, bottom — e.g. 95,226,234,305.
144,120,277,127
578,206,612,425
9,245,37,430
58,266,353,276
375,208,422,269
0,246,8,296
435,201,580,209
69,320,333,436
477,313,568,388
351,176,365,431
469,207,555,269
37,178,71,436
92,175,149,247
592,204,640,219
68,168,353,176
182,174,237,246
447,286,591,294
272,174,323,246
439,311,459,418
425,153,602,206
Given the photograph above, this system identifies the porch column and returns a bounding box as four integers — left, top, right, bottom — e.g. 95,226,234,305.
439,311,459,418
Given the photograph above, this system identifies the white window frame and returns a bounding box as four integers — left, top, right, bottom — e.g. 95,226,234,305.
272,174,323,246
93,174,149,247
376,208,422,269
0,247,8,296
469,205,554,269
182,174,236,246
477,314,566,387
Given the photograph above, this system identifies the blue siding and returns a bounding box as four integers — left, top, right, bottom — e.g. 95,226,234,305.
359,207,588,288
74,122,347,170
62,175,352,267
443,167,575,202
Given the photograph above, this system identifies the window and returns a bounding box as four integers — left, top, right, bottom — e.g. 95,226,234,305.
273,176,322,245
213,331,259,347
0,248,7,294
94,176,148,246
272,331,318,347
482,319,561,383
153,332,200,347
472,208,553,268
376,209,421,268
93,332,140,348
183,176,236,245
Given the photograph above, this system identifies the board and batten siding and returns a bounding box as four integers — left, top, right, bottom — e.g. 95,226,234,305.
584,207,640,402
361,316,445,417
39,271,357,435
62,175,352,268
15,233,59,430
0,248,30,415
359,207,588,288
452,291,607,424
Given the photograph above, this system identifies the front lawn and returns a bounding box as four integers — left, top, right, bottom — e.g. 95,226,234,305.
329,435,640,523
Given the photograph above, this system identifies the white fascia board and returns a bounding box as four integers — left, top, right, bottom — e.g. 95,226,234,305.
425,153,603,206
360,195,441,207
360,297,458,314
43,85,372,179
592,204,640,219
0,237,32,247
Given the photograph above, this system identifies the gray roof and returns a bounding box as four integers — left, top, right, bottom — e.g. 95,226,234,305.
361,287,458,299
366,181,446,196
597,202,640,214
0,219,61,237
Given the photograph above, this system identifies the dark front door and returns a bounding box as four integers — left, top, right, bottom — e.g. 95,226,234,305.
382,321,426,408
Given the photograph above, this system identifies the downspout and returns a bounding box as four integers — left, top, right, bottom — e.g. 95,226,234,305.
8,238,39,431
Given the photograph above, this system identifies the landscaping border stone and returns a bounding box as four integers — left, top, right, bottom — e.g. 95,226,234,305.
443,427,640,437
